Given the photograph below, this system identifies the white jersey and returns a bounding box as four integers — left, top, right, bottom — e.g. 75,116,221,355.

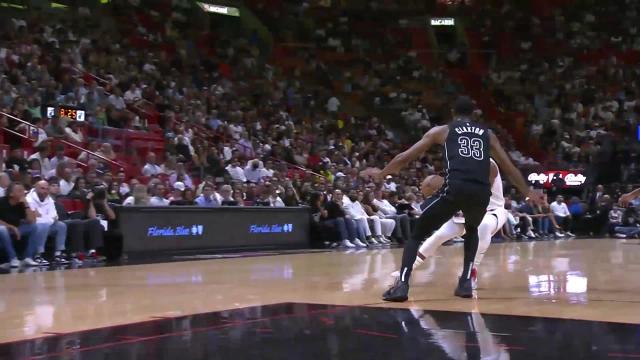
487,159,505,210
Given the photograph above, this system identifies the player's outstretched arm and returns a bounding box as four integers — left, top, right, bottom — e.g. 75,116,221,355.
620,188,640,207
377,125,448,179
488,131,542,204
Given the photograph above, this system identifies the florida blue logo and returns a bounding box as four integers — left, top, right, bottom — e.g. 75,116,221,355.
249,223,294,234
147,225,205,237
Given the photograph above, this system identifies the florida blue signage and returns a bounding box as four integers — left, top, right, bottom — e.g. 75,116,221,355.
117,207,310,252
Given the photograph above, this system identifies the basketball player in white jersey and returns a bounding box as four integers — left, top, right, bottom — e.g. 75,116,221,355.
392,159,507,289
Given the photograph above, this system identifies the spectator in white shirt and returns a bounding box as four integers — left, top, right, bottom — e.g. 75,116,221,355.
142,152,162,176
372,190,412,243
123,83,142,104
343,190,388,244
326,95,340,114
27,145,52,175
122,184,150,206
64,122,84,143
149,183,170,206
108,88,126,110
168,162,193,188
262,160,275,178
383,175,397,192
26,180,67,262
226,160,247,182
265,184,285,207
244,159,265,183
550,195,575,236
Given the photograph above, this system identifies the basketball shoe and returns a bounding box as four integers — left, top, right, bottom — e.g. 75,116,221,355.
383,279,409,302
454,276,473,298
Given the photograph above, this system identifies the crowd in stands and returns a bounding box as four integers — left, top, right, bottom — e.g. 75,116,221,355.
2,1,640,268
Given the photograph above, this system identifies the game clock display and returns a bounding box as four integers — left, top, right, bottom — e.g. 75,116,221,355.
46,105,86,122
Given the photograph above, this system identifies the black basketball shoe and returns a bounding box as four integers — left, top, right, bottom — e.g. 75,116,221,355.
382,279,409,302
454,276,473,298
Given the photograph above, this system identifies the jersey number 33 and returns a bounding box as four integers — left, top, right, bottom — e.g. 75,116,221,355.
458,136,484,160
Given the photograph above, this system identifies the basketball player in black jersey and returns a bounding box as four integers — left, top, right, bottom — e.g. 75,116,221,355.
362,96,543,301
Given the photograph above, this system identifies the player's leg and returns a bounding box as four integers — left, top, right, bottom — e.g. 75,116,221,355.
391,218,465,277
383,195,457,302
416,219,465,267
456,198,489,298
474,213,500,268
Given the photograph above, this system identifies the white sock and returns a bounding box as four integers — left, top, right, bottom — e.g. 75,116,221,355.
412,255,425,270
55,251,61,256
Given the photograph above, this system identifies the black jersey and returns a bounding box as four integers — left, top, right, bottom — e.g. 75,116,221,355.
442,118,491,190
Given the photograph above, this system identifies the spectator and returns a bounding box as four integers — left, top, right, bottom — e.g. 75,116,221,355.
26,180,69,264
0,173,10,197
77,142,99,163
106,181,124,204
122,184,149,206
324,189,363,248
383,175,397,192
65,121,84,143
308,192,336,247
149,183,170,206
608,206,624,236
265,183,285,207
49,144,71,172
169,184,195,206
123,83,142,104
282,187,300,206
49,177,103,263
589,184,606,210
96,143,117,161
30,117,49,146
58,164,75,195
175,135,192,163
115,170,130,197
27,144,52,175
0,182,40,267
326,95,341,115
5,148,28,173
169,162,193,188
27,159,42,179
226,159,247,182
45,116,66,137
371,190,411,243
85,186,122,261
142,152,162,176
244,159,264,183
219,185,239,206
68,177,89,200
361,190,395,244
550,195,575,237
195,183,220,207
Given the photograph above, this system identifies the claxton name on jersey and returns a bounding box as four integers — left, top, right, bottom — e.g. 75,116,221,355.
454,126,485,135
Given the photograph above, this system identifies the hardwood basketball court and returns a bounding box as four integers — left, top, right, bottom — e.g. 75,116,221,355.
1,238,640,359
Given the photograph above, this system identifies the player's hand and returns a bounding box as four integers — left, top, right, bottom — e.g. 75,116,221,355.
360,167,383,181
526,189,545,206
619,192,635,207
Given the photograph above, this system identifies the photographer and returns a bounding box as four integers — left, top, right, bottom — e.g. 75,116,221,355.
86,186,123,261
49,178,104,263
